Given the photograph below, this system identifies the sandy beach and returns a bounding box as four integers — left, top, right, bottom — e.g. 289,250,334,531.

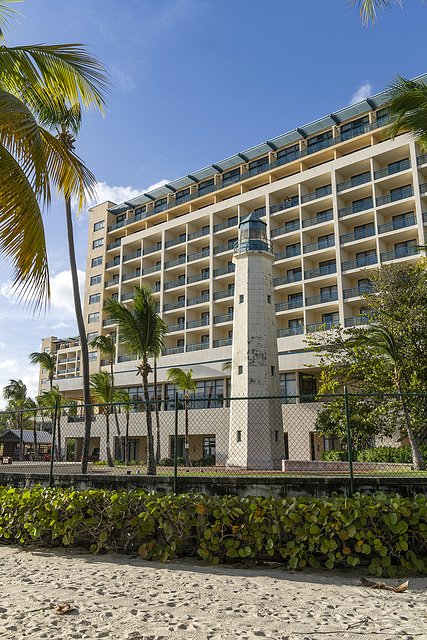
0,545,425,640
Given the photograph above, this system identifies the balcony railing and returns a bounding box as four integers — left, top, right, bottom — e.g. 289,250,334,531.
165,236,186,249
277,326,304,337
186,342,210,352
187,271,210,284
302,209,333,228
123,249,141,262
213,288,234,300
345,316,371,327
306,321,339,333
273,272,302,287
143,244,161,256
118,354,137,363
341,254,378,271
187,248,210,262
305,291,338,306
104,277,119,288
343,285,373,299
340,226,375,244
187,293,209,306
214,217,238,233
271,220,300,237
163,300,185,311
122,270,140,282
378,215,416,234
106,257,120,269
270,196,299,214
213,264,235,278
304,263,337,279
214,242,236,255
380,246,418,262
106,239,121,251
186,318,209,329
188,227,210,241
167,322,185,333
214,312,233,324
336,171,371,193
376,186,413,207
164,256,186,269
163,346,185,356
303,237,335,254
420,183,427,197
102,318,117,327
142,264,161,275
164,278,185,290
274,246,301,261
213,338,232,348
338,198,373,218
121,292,135,301
301,185,332,204
417,154,427,166
374,159,411,180
275,298,303,312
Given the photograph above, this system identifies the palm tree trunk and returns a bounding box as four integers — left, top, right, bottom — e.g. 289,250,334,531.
154,358,161,463
19,411,24,461
111,360,122,462
184,395,191,468
65,194,92,474
141,368,156,475
57,409,62,462
33,413,38,460
395,378,426,470
125,410,129,465
105,410,114,467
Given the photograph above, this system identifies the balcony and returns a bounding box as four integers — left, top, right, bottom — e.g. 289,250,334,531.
108,218,128,233
123,249,141,263
186,318,209,329
380,246,418,262
106,239,121,251
340,226,375,244
302,209,333,228
303,237,335,254
118,354,137,363
165,236,186,249
122,270,140,282
102,318,117,327
142,264,161,275
305,291,338,306
304,263,337,279
338,198,373,218
105,277,119,288
163,300,185,312
343,285,373,299
214,241,235,255
163,346,184,356
345,316,371,327
277,326,304,337
270,196,299,214
121,292,135,301
167,322,185,332
274,246,301,261
376,186,413,207
187,271,210,284
301,185,332,204
187,293,209,306
341,254,378,271
188,227,210,241
213,288,234,300
164,278,185,291
164,256,185,269
187,342,209,352
106,257,120,269
378,215,416,234
417,154,427,166
187,248,210,262
213,312,233,324
420,183,427,197
271,220,300,238
214,216,238,233
273,272,302,287
143,244,161,256
336,171,371,193
374,159,411,180
213,338,232,348
306,321,339,333
275,298,303,312
214,264,235,277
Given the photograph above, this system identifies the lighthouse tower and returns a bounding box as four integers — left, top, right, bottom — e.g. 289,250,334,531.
227,213,285,470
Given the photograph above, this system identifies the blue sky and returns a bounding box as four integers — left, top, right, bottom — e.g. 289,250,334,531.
0,0,426,406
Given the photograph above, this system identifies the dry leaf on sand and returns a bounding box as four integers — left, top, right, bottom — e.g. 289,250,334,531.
55,603,77,615
360,576,408,592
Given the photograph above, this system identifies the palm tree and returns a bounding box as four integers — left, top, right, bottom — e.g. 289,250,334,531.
386,76,427,150
40,385,64,462
29,351,56,390
166,368,196,468
89,371,116,467
3,379,27,460
349,1,413,26
89,334,122,461
104,285,167,475
115,389,132,465
0,2,109,310
348,325,426,469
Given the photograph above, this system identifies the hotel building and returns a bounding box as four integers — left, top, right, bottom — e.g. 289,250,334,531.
38,76,427,409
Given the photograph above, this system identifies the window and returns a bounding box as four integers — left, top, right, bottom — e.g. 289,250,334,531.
92,256,103,268
222,168,240,187
277,144,299,165
239,295,244,303
44,346,50,353
177,338,184,347
201,311,209,320
198,179,214,196
352,196,373,213
228,330,233,339
340,115,369,140
299,373,317,403
248,156,268,176
238,366,243,375
203,436,216,458
135,205,146,215
89,293,100,305
154,197,167,213
275,430,279,443
116,213,126,223
175,188,190,206
177,316,185,325
320,285,337,301
280,372,296,403
267,295,271,304
307,130,332,151
92,238,104,249
88,351,97,362
271,366,275,376
87,331,98,342
288,318,303,329
90,275,102,286
41,378,48,385
237,431,242,442
322,311,339,325
93,220,104,232
201,334,209,343
88,312,99,324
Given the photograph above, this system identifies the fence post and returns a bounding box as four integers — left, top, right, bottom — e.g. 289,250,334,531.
173,391,178,494
344,386,354,498
49,397,59,487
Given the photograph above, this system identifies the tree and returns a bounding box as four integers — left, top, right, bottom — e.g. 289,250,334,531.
166,368,196,468
104,285,167,475
29,351,56,390
349,1,423,26
115,388,131,465
3,378,27,460
89,371,117,467
0,2,109,310
39,385,65,462
385,76,427,150
89,334,122,461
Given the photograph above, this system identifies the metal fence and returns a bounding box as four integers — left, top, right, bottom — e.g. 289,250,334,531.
1,389,427,492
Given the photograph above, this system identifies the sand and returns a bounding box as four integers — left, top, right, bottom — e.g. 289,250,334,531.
0,545,425,640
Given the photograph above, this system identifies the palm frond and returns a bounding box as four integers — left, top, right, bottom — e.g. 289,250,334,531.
89,334,116,358
0,2,21,42
28,351,55,373
348,0,400,25
167,368,196,393
385,77,427,150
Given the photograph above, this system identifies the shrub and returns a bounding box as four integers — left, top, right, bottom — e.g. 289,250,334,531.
158,457,186,466
0,486,425,577
191,456,216,467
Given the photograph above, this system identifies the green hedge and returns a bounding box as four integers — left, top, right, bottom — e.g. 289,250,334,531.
322,446,427,463
0,486,426,578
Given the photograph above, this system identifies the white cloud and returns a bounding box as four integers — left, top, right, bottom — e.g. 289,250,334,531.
349,82,372,105
0,342,5,350
110,65,136,93
50,269,85,319
86,179,170,210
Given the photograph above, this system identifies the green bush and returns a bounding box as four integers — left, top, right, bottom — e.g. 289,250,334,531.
0,486,426,577
191,456,216,467
321,450,357,461
158,457,186,466
323,446,427,464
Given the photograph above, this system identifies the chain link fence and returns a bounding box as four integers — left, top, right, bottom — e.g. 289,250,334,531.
0,390,426,491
